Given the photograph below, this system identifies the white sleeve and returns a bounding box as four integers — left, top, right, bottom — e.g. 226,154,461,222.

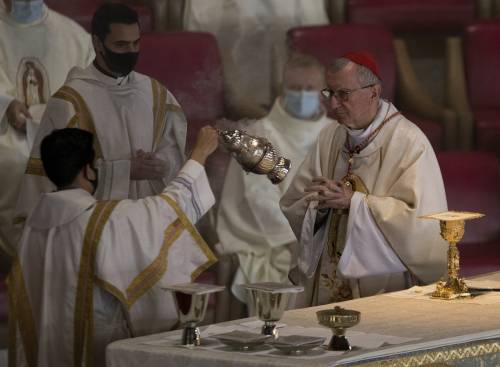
243,172,296,246
0,93,13,134
162,159,215,224
297,201,329,278
338,192,406,279
94,159,131,200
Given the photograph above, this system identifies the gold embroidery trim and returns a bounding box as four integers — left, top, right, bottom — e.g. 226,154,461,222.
8,259,38,367
354,340,500,366
94,277,128,306
25,157,45,177
165,103,183,113
151,79,168,151
67,114,79,129
53,85,103,159
159,194,217,280
93,219,182,309
151,79,185,151
73,200,118,367
94,216,199,309
126,218,184,306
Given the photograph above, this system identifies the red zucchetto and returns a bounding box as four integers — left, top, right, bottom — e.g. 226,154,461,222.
343,51,382,81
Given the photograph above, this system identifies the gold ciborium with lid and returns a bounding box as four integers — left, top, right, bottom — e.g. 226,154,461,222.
420,211,484,299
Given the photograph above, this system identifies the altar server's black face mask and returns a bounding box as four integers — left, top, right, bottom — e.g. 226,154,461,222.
101,45,139,76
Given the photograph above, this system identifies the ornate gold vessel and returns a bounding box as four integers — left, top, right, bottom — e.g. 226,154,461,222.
420,211,484,300
218,129,291,184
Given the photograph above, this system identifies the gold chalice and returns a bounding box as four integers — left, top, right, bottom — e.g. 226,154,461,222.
420,211,484,299
316,306,360,351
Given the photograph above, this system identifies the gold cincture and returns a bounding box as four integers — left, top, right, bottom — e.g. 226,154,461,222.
420,211,484,299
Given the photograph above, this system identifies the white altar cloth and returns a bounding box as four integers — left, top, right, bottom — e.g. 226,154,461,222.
107,272,500,366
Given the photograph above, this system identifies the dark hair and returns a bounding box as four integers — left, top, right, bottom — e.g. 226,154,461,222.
91,3,139,42
40,128,95,188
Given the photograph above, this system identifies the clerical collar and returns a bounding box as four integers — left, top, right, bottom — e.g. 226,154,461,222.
92,61,129,86
346,100,388,147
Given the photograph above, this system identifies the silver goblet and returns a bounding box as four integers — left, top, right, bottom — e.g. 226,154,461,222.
163,283,225,347
244,282,304,338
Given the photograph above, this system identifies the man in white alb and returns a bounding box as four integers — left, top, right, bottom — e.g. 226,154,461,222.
10,126,218,367
15,3,187,244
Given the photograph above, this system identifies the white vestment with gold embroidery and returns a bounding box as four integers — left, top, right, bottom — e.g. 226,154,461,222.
281,100,448,305
12,64,187,254
0,3,93,255
11,159,216,367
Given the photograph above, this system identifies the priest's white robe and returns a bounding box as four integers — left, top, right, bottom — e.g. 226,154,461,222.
9,159,217,367
0,3,93,255
216,99,334,302
184,0,328,111
13,63,187,253
280,100,448,305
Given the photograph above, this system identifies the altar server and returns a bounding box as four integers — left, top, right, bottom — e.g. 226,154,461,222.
9,126,218,367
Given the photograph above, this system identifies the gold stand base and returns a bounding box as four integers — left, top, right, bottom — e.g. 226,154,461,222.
420,212,485,301
431,278,471,299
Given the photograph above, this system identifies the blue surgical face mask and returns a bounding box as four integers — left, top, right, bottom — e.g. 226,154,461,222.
11,0,44,24
282,89,320,119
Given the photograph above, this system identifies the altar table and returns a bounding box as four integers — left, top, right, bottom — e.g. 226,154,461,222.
107,272,500,366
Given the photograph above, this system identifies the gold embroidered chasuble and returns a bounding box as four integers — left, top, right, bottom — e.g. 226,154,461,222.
9,160,216,367
281,102,448,306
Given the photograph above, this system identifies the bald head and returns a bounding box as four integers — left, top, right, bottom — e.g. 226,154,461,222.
282,54,325,92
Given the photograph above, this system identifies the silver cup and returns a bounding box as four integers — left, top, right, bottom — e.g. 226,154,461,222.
163,283,225,347
218,129,291,184
244,282,304,339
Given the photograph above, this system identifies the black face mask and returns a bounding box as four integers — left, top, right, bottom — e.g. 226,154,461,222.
102,45,139,76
